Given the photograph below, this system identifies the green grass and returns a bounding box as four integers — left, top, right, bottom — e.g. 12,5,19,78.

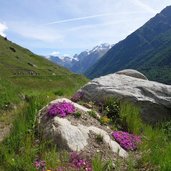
100,98,171,170
0,97,41,171
117,101,171,170
0,78,20,110
120,102,143,134
0,96,70,171
92,155,113,171
139,125,171,171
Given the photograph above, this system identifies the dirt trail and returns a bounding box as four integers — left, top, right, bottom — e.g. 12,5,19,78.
0,102,25,142
0,123,11,142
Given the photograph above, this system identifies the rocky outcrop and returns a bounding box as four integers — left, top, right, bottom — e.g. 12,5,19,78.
37,98,128,159
80,70,171,124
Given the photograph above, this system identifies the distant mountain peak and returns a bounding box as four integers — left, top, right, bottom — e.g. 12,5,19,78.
91,43,112,53
48,43,112,74
160,5,171,15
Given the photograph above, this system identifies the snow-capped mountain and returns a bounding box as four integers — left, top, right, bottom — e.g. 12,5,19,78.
70,43,112,74
48,43,112,74
48,55,78,69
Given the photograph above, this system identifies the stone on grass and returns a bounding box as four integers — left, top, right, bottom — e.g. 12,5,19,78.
79,69,171,124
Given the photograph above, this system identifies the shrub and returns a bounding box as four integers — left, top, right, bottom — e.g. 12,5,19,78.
99,116,110,125
103,98,121,125
74,112,82,118
88,110,97,118
48,101,75,117
95,134,104,144
161,121,171,140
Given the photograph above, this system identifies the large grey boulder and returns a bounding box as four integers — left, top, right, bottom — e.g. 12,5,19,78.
38,98,128,159
79,70,171,123
116,69,148,80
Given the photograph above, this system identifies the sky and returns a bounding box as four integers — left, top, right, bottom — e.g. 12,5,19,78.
0,0,171,57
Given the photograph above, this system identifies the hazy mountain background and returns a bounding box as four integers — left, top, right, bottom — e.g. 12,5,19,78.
48,43,112,74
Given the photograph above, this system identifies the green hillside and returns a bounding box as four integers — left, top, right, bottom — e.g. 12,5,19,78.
0,35,88,110
0,36,86,91
85,6,171,84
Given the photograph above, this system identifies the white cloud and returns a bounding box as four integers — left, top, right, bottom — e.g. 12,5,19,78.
45,11,147,25
130,0,157,14
50,51,60,56
0,22,8,37
46,12,115,25
9,22,63,42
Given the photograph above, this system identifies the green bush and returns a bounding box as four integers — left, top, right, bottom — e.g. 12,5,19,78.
74,112,82,118
103,97,120,124
88,110,97,118
161,121,171,140
95,134,104,144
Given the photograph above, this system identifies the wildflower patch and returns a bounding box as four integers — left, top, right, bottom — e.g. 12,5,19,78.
48,101,75,117
112,131,141,151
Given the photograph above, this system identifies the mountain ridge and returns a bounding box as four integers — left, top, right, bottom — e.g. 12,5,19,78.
85,6,171,84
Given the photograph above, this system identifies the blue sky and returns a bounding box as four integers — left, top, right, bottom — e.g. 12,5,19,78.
0,0,170,57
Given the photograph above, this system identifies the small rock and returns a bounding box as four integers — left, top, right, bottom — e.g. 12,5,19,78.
96,149,100,153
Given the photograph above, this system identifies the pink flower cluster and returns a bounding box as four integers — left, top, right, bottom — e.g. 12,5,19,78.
112,131,141,151
71,92,84,102
69,152,92,171
48,101,75,117
34,160,46,171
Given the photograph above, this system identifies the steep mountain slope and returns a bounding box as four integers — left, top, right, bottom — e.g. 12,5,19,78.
71,43,112,74
0,35,87,97
85,6,171,84
48,43,112,74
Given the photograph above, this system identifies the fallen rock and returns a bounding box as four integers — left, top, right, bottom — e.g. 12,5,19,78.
79,70,171,124
37,98,128,160
27,62,37,67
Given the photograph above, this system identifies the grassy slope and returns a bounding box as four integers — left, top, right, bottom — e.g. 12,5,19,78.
0,35,88,109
